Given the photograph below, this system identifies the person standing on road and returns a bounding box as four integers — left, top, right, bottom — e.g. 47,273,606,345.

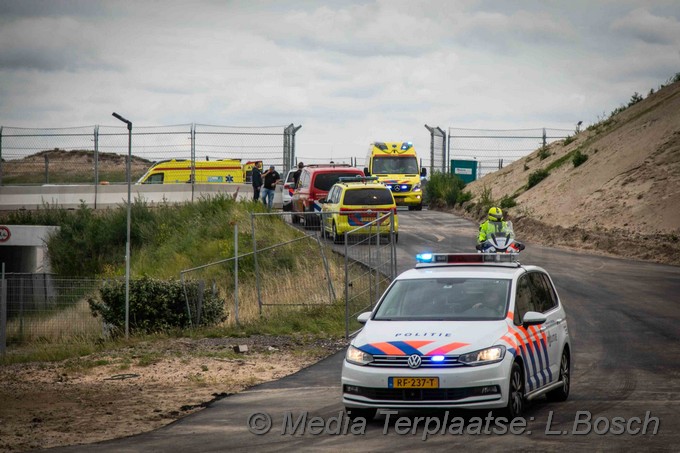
251,162,263,202
293,161,304,188
261,165,281,210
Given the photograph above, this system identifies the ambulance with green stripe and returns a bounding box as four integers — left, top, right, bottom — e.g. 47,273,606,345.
342,253,572,420
364,141,427,211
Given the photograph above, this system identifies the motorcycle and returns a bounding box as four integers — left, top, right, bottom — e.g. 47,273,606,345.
475,221,525,253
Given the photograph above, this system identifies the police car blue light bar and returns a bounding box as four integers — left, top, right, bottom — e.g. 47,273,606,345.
416,253,519,264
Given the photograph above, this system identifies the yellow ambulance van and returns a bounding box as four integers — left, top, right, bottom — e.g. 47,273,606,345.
364,141,427,210
136,159,257,184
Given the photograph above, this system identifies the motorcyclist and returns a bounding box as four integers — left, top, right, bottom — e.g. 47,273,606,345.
477,207,509,249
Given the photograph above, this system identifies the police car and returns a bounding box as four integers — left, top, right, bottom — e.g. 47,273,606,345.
320,176,398,244
342,253,571,419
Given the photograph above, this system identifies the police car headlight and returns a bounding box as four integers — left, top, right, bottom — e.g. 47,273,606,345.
458,346,505,366
412,183,421,192
346,345,374,366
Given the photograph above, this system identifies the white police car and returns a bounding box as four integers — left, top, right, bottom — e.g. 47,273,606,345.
342,253,571,419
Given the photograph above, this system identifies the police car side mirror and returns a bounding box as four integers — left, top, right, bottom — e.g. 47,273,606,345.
357,312,372,324
319,198,326,203
522,311,546,327
421,168,427,177
517,242,526,251
363,167,370,176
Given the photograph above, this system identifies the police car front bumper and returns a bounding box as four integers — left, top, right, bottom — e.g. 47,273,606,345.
341,354,511,409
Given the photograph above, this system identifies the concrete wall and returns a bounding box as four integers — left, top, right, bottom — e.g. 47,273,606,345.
0,183,283,210
0,225,59,273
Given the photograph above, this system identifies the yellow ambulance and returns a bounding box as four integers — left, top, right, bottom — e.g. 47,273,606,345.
136,159,256,184
364,141,427,210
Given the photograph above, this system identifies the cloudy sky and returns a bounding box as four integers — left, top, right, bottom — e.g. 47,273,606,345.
1,0,679,162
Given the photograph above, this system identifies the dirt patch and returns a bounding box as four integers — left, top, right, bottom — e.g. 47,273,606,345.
0,335,346,452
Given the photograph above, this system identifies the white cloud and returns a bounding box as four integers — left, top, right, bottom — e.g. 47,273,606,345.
0,0,678,165
611,8,680,45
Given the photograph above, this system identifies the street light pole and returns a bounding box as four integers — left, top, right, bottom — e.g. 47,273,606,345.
112,112,132,339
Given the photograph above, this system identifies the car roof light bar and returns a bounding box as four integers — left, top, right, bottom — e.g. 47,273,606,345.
415,253,520,264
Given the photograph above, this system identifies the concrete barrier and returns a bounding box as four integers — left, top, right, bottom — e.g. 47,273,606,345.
0,184,284,210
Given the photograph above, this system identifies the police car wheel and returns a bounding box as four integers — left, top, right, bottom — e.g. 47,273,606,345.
503,361,525,418
408,205,415,211
415,203,423,211
546,350,570,402
345,407,375,421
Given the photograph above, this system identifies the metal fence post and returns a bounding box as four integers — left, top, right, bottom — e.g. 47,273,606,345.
543,128,547,149
233,223,239,325
344,234,349,339
1,263,6,356
44,155,49,184
94,125,99,209
368,230,373,307
391,211,397,279
251,214,263,316
374,226,380,309
191,123,196,202
197,280,204,325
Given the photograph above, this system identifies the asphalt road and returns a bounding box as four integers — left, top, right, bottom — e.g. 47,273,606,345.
51,210,680,452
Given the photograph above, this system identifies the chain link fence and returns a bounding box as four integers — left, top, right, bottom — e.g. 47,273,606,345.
0,123,301,186
448,127,571,178
0,273,106,346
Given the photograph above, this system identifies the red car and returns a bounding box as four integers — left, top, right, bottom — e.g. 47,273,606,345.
291,164,364,226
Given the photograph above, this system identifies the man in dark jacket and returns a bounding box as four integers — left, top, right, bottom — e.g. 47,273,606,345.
261,165,281,209
251,162,263,202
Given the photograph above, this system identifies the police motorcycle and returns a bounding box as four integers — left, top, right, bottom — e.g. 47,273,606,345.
475,221,525,253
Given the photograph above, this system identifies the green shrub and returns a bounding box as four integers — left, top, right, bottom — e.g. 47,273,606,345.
458,191,473,204
628,92,643,107
527,169,550,189
88,277,226,334
572,150,588,167
563,135,576,146
499,195,517,209
423,172,467,207
538,147,550,160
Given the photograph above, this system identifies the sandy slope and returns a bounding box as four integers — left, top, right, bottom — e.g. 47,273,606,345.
459,80,680,265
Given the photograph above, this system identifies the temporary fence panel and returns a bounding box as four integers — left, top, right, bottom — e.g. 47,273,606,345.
333,211,397,338
1,273,105,345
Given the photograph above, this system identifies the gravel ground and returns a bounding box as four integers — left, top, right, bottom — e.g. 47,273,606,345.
0,335,347,452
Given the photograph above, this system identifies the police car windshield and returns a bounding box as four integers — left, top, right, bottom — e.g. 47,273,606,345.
372,156,419,174
374,278,510,321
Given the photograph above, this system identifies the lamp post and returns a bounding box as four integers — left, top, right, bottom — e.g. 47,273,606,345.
112,112,132,339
